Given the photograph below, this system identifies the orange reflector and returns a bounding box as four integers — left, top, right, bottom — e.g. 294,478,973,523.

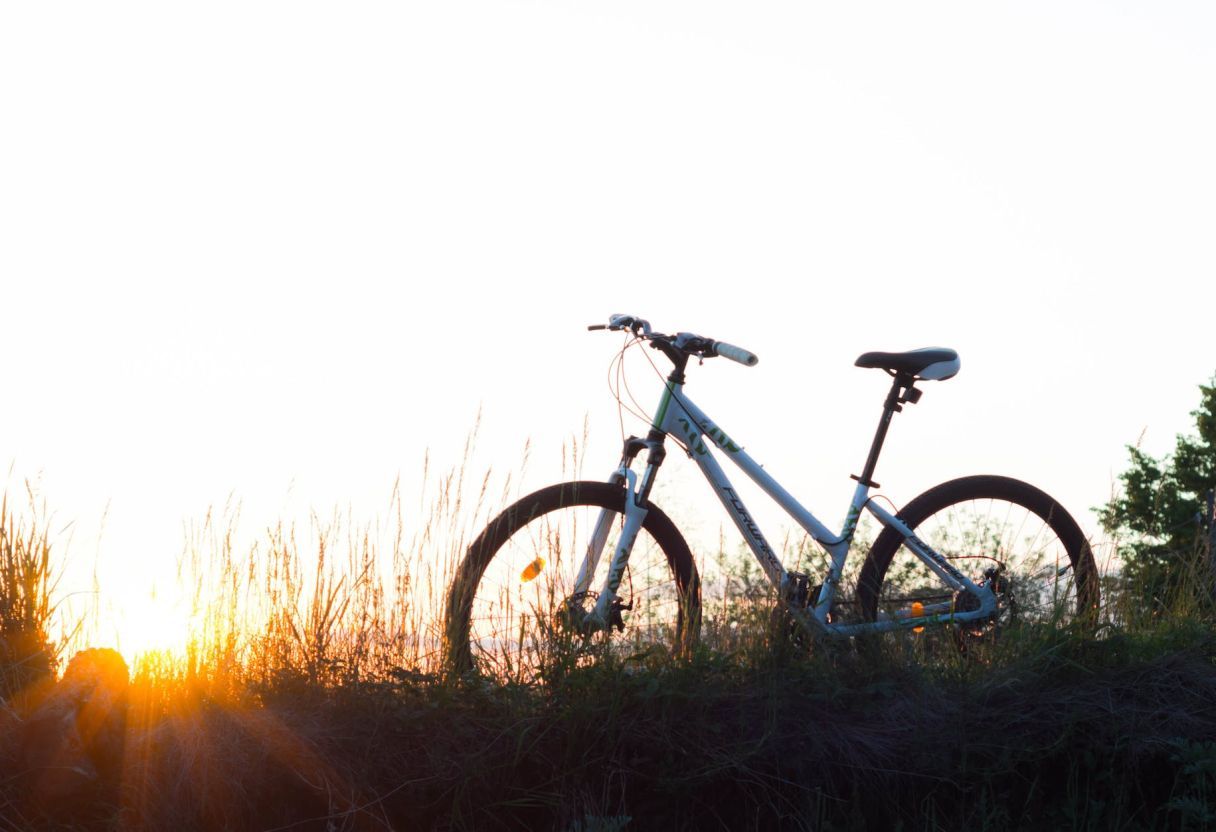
910,601,925,634
520,557,545,582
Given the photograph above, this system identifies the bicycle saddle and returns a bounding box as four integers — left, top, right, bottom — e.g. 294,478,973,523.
854,348,960,381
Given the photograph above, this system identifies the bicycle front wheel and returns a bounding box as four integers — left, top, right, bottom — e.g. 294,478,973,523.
857,476,1100,634
444,481,700,680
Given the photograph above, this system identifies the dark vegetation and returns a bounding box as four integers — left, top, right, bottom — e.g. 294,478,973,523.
6,622,1216,831
1101,376,1216,615
1,378,1215,831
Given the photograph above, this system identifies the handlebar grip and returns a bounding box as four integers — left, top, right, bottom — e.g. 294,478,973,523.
713,341,759,366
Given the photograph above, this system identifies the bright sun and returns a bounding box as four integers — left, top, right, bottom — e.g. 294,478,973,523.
106,586,198,667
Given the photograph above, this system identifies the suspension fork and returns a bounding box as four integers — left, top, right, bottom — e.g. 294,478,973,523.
576,434,668,630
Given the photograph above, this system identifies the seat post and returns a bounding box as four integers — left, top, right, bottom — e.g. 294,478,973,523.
852,374,917,489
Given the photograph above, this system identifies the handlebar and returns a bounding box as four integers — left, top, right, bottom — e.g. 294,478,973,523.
588,314,759,367
711,341,759,367
587,313,653,337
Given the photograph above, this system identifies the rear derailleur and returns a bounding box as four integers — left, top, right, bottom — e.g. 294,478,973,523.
952,564,1013,646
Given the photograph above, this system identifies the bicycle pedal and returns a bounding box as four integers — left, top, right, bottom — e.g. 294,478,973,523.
785,571,813,608
609,599,633,632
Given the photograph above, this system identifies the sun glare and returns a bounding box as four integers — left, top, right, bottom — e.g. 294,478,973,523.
107,587,197,667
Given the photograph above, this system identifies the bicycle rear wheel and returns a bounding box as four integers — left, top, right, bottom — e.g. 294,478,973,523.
445,481,700,680
857,476,1099,637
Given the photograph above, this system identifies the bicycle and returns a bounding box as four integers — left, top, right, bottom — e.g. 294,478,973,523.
445,314,1100,678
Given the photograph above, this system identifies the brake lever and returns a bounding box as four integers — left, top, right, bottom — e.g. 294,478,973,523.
590,314,653,336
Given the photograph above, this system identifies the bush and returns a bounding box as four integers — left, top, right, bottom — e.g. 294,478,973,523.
1100,376,1216,613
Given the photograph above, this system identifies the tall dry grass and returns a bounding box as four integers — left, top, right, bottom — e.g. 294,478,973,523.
2,449,1216,829
0,489,61,699
140,440,522,693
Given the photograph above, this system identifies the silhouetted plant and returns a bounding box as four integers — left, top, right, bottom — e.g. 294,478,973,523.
1100,376,1216,613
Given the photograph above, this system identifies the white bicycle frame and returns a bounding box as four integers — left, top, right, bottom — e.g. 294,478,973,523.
574,378,998,637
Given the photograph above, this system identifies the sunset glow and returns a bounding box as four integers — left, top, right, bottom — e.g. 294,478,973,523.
106,587,198,667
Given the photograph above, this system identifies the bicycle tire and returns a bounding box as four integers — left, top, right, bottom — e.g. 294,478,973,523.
445,481,700,679
856,475,1100,632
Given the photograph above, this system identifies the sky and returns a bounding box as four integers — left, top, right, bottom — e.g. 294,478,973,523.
2,1,1214,657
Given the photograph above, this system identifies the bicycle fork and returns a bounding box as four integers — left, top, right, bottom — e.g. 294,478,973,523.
571,436,665,633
